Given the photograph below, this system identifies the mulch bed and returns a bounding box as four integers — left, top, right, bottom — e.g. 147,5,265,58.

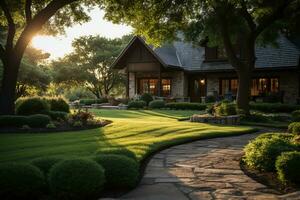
0,120,111,134
240,160,300,194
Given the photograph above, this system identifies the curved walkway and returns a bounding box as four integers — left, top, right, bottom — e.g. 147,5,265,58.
118,133,300,200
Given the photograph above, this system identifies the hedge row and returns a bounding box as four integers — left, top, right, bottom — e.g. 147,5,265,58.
0,114,51,128
79,98,108,105
249,102,300,113
0,153,139,199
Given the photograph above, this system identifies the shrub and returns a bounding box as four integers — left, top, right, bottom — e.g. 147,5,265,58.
288,122,300,134
30,157,63,176
249,102,300,113
149,100,165,109
0,115,28,127
27,114,51,128
79,98,108,105
0,163,45,199
241,113,270,123
140,93,153,105
292,110,300,122
49,158,105,200
16,97,50,115
46,123,56,129
69,111,94,125
243,134,296,171
205,95,216,103
128,100,146,109
96,148,137,160
94,155,139,188
276,151,300,184
47,97,70,113
47,111,68,121
165,102,207,110
215,102,237,116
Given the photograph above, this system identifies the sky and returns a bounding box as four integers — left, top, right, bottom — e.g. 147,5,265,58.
31,7,133,60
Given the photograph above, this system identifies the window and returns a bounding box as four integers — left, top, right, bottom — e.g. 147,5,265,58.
220,78,238,96
138,78,171,96
251,78,279,96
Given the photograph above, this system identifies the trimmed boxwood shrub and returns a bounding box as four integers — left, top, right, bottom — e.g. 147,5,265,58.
47,111,68,121
215,102,237,116
149,100,165,109
16,97,50,115
30,157,63,176
292,110,300,122
128,100,146,109
47,97,70,113
0,163,45,199
288,122,300,134
49,158,105,200
96,148,137,160
249,102,300,113
27,114,51,128
276,151,300,184
79,98,108,105
243,134,297,172
0,115,28,127
140,93,153,105
165,102,207,110
94,155,139,188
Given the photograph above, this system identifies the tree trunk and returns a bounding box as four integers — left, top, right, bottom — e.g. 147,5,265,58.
236,68,252,114
0,59,21,115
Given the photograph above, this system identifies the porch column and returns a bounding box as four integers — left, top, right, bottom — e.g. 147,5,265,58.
158,67,162,97
126,67,129,98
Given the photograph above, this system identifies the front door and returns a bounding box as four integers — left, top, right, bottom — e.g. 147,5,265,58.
189,78,206,102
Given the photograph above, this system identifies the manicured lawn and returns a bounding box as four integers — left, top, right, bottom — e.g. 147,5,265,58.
0,109,255,163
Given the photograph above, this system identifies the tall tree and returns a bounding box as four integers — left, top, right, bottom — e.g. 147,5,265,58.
102,0,300,113
0,0,101,114
52,35,130,98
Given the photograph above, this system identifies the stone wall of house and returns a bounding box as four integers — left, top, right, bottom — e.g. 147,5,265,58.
129,72,136,98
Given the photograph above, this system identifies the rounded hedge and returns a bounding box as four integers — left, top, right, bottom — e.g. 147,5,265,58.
96,148,137,160
149,100,165,109
49,158,105,200
140,93,153,105
27,114,51,128
0,163,45,199
94,155,139,188
30,157,63,176
16,97,50,115
243,135,296,172
128,100,146,109
276,151,300,184
47,98,70,113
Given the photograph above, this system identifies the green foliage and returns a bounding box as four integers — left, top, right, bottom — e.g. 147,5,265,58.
49,158,105,200
0,115,28,127
16,97,50,115
250,103,300,113
292,110,300,122
27,114,51,128
276,151,300,184
149,100,165,109
0,163,45,200
140,93,153,105
79,98,108,105
165,102,207,110
243,133,297,171
288,122,300,135
47,111,68,121
128,100,147,109
30,157,63,176
46,123,56,129
215,102,237,116
96,148,137,160
63,86,95,102
94,155,139,188
68,111,94,125
47,97,70,113
205,95,216,103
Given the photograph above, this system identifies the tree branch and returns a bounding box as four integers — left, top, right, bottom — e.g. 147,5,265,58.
240,0,256,32
0,0,16,52
25,0,32,23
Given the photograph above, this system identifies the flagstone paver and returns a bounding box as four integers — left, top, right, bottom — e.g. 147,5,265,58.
104,133,300,200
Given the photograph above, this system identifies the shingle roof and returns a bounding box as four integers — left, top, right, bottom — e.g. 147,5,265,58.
151,35,300,71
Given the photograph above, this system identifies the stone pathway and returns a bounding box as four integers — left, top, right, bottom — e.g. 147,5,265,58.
105,133,300,200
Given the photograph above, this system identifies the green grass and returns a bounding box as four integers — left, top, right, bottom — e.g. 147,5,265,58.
0,109,255,163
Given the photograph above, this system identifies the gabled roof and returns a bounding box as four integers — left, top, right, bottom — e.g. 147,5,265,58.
113,35,300,71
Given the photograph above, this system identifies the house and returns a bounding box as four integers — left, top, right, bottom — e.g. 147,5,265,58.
112,35,300,104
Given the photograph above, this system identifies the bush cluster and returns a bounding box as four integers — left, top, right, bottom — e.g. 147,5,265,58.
79,98,108,105
16,97,50,115
215,102,237,116
165,102,207,110
149,100,165,109
47,111,68,121
128,100,147,109
30,157,63,176
249,102,300,113
275,151,300,184
0,114,51,128
47,97,70,113
140,93,153,105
